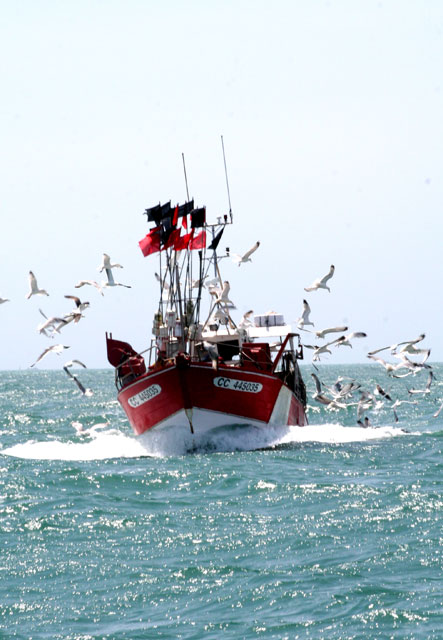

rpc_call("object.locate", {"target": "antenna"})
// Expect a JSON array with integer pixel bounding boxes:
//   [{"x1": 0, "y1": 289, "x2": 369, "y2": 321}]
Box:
[
  {"x1": 182, "y1": 153, "x2": 190, "y2": 202},
  {"x1": 221, "y1": 135, "x2": 233, "y2": 222}
]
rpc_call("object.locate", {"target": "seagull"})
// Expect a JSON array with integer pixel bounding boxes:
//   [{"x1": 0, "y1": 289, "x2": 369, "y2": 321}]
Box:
[
  {"x1": 329, "y1": 380, "x2": 361, "y2": 401},
  {"x1": 37, "y1": 310, "x2": 68, "y2": 336},
  {"x1": 304, "y1": 338, "x2": 340, "y2": 361},
  {"x1": 30, "y1": 344, "x2": 70, "y2": 367},
  {"x1": 102, "y1": 268, "x2": 131, "y2": 289},
  {"x1": 304, "y1": 265, "x2": 335, "y2": 293},
  {"x1": 215, "y1": 281, "x2": 235, "y2": 307},
  {"x1": 297, "y1": 299, "x2": 314, "y2": 330},
  {"x1": 433, "y1": 400, "x2": 443, "y2": 419},
  {"x1": 311, "y1": 373, "x2": 347, "y2": 409},
  {"x1": 335, "y1": 332, "x2": 367, "y2": 348},
  {"x1": 202, "y1": 341, "x2": 219, "y2": 370},
  {"x1": 64, "y1": 359, "x2": 87, "y2": 369},
  {"x1": 357, "y1": 391, "x2": 374, "y2": 419},
  {"x1": 367, "y1": 354, "x2": 406, "y2": 374},
  {"x1": 63, "y1": 361, "x2": 93, "y2": 396},
  {"x1": 392, "y1": 398, "x2": 418, "y2": 409},
  {"x1": 98, "y1": 253, "x2": 123, "y2": 272},
  {"x1": 368, "y1": 334, "x2": 426, "y2": 356},
  {"x1": 374, "y1": 383, "x2": 392, "y2": 401},
  {"x1": 315, "y1": 325, "x2": 348, "y2": 339},
  {"x1": 191, "y1": 276, "x2": 207, "y2": 289},
  {"x1": 64, "y1": 295, "x2": 90, "y2": 312},
  {"x1": 231, "y1": 241, "x2": 260, "y2": 266},
  {"x1": 71, "y1": 420, "x2": 109, "y2": 436},
  {"x1": 75, "y1": 280, "x2": 104, "y2": 296},
  {"x1": 211, "y1": 307, "x2": 230, "y2": 325},
  {"x1": 397, "y1": 344, "x2": 431, "y2": 362},
  {"x1": 26, "y1": 271, "x2": 49, "y2": 299},
  {"x1": 238, "y1": 309, "x2": 254, "y2": 329},
  {"x1": 408, "y1": 371, "x2": 434, "y2": 395},
  {"x1": 62, "y1": 310, "x2": 84, "y2": 325},
  {"x1": 0, "y1": 297, "x2": 9, "y2": 304},
  {"x1": 155, "y1": 272, "x2": 170, "y2": 289},
  {"x1": 393, "y1": 353, "x2": 432, "y2": 374}
]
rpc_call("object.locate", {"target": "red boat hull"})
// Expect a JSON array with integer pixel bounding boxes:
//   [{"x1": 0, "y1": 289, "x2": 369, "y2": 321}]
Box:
[{"x1": 117, "y1": 361, "x2": 307, "y2": 435}]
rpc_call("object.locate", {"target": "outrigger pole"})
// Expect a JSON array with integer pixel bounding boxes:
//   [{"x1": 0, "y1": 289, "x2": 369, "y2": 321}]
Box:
[
  {"x1": 221, "y1": 135, "x2": 233, "y2": 223},
  {"x1": 182, "y1": 153, "x2": 190, "y2": 202}
]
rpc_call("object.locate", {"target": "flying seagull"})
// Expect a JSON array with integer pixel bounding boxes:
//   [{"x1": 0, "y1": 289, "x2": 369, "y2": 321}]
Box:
[
  {"x1": 215, "y1": 281, "x2": 235, "y2": 307},
  {"x1": 433, "y1": 400, "x2": 443, "y2": 419},
  {"x1": 37, "y1": 309, "x2": 68, "y2": 336},
  {"x1": 304, "y1": 265, "x2": 335, "y2": 292},
  {"x1": 367, "y1": 354, "x2": 406, "y2": 374},
  {"x1": 75, "y1": 280, "x2": 104, "y2": 296},
  {"x1": 102, "y1": 268, "x2": 131, "y2": 289},
  {"x1": 304, "y1": 338, "x2": 340, "y2": 361},
  {"x1": 335, "y1": 332, "x2": 367, "y2": 348},
  {"x1": 232, "y1": 241, "x2": 260, "y2": 266},
  {"x1": 63, "y1": 360, "x2": 93, "y2": 396},
  {"x1": 98, "y1": 253, "x2": 123, "y2": 272},
  {"x1": 202, "y1": 341, "x2": 220, "y2": 370},
  {"x1": 26, "y1": 271, "x2": 49, "y2": 299},
  {"x1": 155, "y1": 272, "x2": 170, "y2": 289},
  {"x1": 64, "y1": 295, "x2": 90, "y2": 312},
  {"x1": 30, "y1": 344, "x2": 70, "y2": 367},
  {"x1": 314, "y1": 325, "x2": 348, "y2": 339},
  {"x1": 374, "y1": 383, "x2": 392, "y2": 402},
  {"x1": 408, "y1": 371, "x2": 434, "y2": 396},
  {"x1": 368, "y1": 333, "x2": 426, "y2": 356},
  {"x1": 238, "y1": 309, "x2": 254, "y2": 329},
  {"x1": 310, "y1": 373, "x2": 347, "y2": 409},
  {"x1": 297, "y1": 299, "x2": 314, "y2": 330},
  {"x1": 0, "y1": 297, "x2": 9, "y2": 304}
]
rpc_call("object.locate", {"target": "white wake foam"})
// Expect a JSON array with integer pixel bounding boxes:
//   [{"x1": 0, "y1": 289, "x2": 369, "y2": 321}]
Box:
[{"x1": 1, "y1": 421, "x2": 411, "y2": 461}]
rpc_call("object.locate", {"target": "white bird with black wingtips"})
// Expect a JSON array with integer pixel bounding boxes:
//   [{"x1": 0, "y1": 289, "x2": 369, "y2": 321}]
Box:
[
  {"x1": 26, "y1": 271, "x2": 49, "y2": 299},
  {"x1": 314, "y1": 325, "x2": 348, "y2": 339},
  {"x1": 335, "y1": 332, "x2": 367, "y2": 348},
  {"x1": 98, "y1": 253, "x2": 123, "y2": 272},
  {"x1": 297, "y1": 299, "x2": 314, "y2": 330},
  {"x1": 64, "y1": 295, "x2": 90, "y2": 312},
  {"x1": 102, "y1": 268, "x2": 131, "y2": 289},
  {"x1": 231, "y1": 241, "x2": 260, "y2": 266},
  {"x1": 63, "y1": 360, "x2": 93, "y2": 396},
  {"x1": 304, "y1": 265, "x2": 335, "y2": 292},
  {"x1": 30, "y1": 344, "x2": 70, "y2": 367},
  {"x1": 74, "y1": 280, "x2": 104, "y2": 296}
]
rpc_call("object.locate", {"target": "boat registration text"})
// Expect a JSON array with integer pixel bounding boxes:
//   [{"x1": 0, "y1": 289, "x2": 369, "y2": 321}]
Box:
[
  {"x1": 213, "y1": 377, "x2": 263, "y2": 393},
  {"x1": 128, "y1": 384, "x2": 161, "y2": 408}
]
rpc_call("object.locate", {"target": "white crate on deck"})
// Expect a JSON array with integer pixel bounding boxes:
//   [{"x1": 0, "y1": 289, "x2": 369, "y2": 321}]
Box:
[{"x1": 254, "y1": 312, "x2": 285, "y2": 328}]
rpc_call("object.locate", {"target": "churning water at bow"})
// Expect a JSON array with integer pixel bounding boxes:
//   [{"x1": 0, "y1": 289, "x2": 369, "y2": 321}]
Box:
[{"x1": 1, "y1": 365, "x2": 442, "y2": 638}]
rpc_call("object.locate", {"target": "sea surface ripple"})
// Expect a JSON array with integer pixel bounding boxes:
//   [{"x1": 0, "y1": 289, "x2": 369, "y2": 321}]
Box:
[{"x1": 0, "y1": 365, "x2": 442, "y2": 639}]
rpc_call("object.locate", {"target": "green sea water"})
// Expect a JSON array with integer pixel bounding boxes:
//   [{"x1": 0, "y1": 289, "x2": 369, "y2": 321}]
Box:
[{"x1": 1, "y1": 365, "x2": 442, "y2": 639}]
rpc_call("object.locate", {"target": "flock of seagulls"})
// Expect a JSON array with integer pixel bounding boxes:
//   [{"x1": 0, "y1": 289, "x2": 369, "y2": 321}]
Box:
[
  {"x1": 2, "y1": 239, "x2": 441, "y2": 427},
  {"x1": 2, "y1": 254, "x2": 131, "y2": 396},
  {"x1": 297, "y1": 264, "x2": 440, "y2": 425}
]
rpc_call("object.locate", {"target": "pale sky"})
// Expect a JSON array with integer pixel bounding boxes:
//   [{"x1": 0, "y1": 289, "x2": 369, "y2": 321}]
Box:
[{"x1": 1, "y1": 0, "x2": 442, "y2": 370}]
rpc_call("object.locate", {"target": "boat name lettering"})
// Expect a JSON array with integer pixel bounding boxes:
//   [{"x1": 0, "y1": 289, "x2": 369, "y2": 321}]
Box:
[
  {"x1": 214, "y1": 377, "x2": 263, "y2": 393},
  {"x1": 128, "y1": 384, "x2": 161, "y2": 408}
]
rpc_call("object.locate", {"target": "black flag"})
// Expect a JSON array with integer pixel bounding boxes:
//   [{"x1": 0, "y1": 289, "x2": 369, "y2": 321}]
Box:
[{"x1": 208, "y1": 227, "x2": 224, "y2": 251}]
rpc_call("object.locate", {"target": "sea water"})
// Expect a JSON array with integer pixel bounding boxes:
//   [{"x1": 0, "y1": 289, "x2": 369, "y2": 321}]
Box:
[{"x1": 0, "y1": 365, "x2": 442, "y2": 639}]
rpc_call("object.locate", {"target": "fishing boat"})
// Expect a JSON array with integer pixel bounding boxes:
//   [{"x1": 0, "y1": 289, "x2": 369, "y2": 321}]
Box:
[{"x1": 106, "y1": 195, "x2": 308, "y2": 436}]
